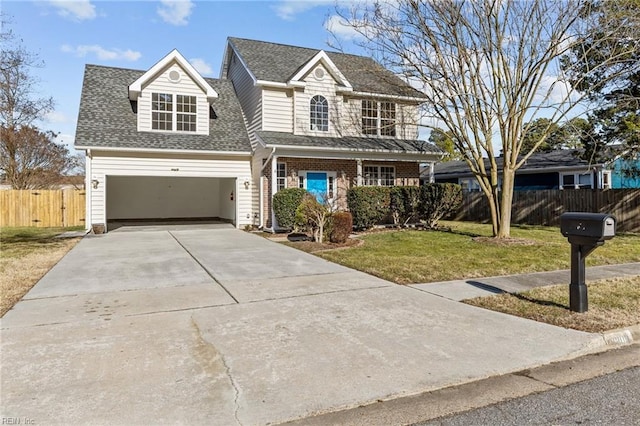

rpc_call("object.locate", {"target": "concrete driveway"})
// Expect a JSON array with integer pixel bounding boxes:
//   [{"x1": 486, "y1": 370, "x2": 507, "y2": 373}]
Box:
[{"x1": 1, "y1": 227, "x2": 603, "y2": 425}]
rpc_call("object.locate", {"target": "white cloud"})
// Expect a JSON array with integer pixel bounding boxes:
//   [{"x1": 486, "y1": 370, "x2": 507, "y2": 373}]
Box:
[
  {"x1": 48, "y1": 0, "x2": 96, "y2": 21},
  {"x1": 324, "y1": 15, "x2": 363, "y2": 40},
  {"x1": 190, "y1": 58, "x2": 213, "y2": 76},
  {"x1": 61, "y1": 44, "x2": 141, "y2": 62},
  {"x1": 45, "y1": 111, "x2": 68, "y2": 124},
  {"x1": 157, "y1": 0, "x2": 194, "y2": 26},
  {"x1": 273, "y1": 0, "x2": 334, "y2": 21}
]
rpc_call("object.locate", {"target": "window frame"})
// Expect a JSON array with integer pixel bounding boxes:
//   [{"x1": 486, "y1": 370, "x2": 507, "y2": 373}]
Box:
[
  {"x1": 151, "y1": 92, "x2": 197, "y2": 133},
  {"x1": 310, "y1": 95, "x2": 329, "y2": 132},
  {"x1": 560, "y1": 172, "x2": 593, "y2": 190},
  {"x1": 363, "y1": 165, "x2": 396, "y2": 187},
  {"x1": 361, "y1": 100, "x2": 396, "y2": 137},
  {"x1": 276, "y1": 162, "x2": 287, "y2": 191}
]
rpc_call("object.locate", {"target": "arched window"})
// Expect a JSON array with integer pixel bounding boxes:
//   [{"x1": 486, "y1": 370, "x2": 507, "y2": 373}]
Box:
[{"x1": 310, "y1": 95, "x2": 328, "y2": 132}]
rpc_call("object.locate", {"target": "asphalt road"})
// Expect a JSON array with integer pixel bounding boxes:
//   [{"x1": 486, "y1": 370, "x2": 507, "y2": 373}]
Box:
[{"x1": 418, "y1": 366, "x2": 640, "y2": 426}]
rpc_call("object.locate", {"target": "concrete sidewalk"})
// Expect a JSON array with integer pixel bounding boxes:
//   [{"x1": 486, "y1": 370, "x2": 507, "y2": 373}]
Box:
[
  {"x1": 411, "y1": 263, "x2": 640, "y2": 301},
  {"x1": 1, "y1": 228, "x2": 636, "y2": 425}
]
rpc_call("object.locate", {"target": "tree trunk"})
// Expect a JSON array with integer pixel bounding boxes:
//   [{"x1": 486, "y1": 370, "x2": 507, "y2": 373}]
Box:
[{"x1": 497, "y1": 169, "x2": 516, "y2": 238}]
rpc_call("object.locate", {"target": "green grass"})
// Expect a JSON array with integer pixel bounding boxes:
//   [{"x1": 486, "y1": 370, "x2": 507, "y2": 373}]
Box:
[
  {"x1": 464, "y1": 276, "x2": 640, "y2": 333},
  {"x1": 315, "y1": 221, "x2": 640, "y2": 284},
  {"x1": 0, "y1": 226, "x2": 84, "y2": 259}
]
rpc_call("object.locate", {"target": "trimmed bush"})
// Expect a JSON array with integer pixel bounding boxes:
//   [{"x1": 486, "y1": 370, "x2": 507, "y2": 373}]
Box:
[
  {"x1": 420, "y1": 183, "x2": 463, "y2": 228},
  {"x1": 347, "y1": 186, "x2": 390, "y2": 229},
  {"x1": 330, "y1": 211, "x2": 353, "y2": 243},
  {"x1": 389, "y1": 186, "x2": 422, "y2": 225},
  {"x1": 273, "y1": 188, "x2": 307, "y2": 230}
]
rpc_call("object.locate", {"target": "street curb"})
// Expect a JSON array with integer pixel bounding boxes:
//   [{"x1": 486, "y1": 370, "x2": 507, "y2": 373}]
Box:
[{"x1": 600, "y1": 323, "x2": 640, "y2": 346}]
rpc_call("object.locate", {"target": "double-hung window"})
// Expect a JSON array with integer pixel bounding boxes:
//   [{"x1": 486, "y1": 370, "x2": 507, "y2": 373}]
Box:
[
  {"x1": 310, "y1": 95, "x2": 328, "y2": 131},
  {"x1": 152, "y1": 92, "x2": 197, "y2": 132},
  {"x1": 364, "y1": 165, "x2": 395, "y2": 187},
  {"x1": 362, "y1": 100, "x2": 396, "y2": 137},
  {"x1": 276, "y1": 162, "x2": 287, "y2": 191}
]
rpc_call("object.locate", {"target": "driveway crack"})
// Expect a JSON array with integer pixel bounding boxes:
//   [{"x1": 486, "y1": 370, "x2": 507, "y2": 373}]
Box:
[
  {"x1": 191, "y1": 317, "x2": 242, "y2": 425},
  {"x1": 169, "y1": 231, "x2": 239, "y2": 304}
]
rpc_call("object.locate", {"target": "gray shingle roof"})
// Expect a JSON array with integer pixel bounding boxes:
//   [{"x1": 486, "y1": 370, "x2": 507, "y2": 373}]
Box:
[
  {"x1": 227, "y1": 37, "x2": 426, "y2": 99},
  {"x1": 257, "y1": 131, "x2": 441, "y2": 155},
  {"x1": 433, "y1": 150, "x2": 600, "y2": 178},
  {"x1": 75, "y1": 65, "x2": 251, "y2": 152}
]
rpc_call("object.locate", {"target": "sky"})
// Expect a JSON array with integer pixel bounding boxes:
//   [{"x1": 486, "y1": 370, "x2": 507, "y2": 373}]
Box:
[{"x1": 3, "y1": 0, "x2": 362, "y2": 154}]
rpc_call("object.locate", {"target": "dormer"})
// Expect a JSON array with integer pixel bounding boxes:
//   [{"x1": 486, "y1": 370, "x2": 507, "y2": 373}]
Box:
[{"x1": 129, "y1": 49, "x2": 218, "y2": 136}]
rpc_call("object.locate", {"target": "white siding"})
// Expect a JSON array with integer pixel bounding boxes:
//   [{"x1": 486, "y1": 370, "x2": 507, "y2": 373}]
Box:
[
  {"x1": 227, "y1": 52, "x2": 262, "y2": 149},
  {"x1": 293, "y1": 64, "x2": 344, "y2": 137},
  {"x1": 88, "y1": 152, "x2": 252, "y2": 228},
  {"x1": 137, "y1": 63, "x2": 209, "y2": 135},
  {"x1": 262, "y1": 89, "x2": 293, "y2": 132}
]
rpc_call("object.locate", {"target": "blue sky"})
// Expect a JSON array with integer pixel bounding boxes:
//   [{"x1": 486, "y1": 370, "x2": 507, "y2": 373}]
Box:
[{"x1": 4, "y1": 0, "x2": 361, "y2": 153}]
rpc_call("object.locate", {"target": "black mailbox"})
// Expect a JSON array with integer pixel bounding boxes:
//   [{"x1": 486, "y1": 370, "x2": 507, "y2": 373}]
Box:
[
  {"x1": 560, "y1": 212, "x2": 615, "y2": 244},
  {"x1": 559, "y1": 212, "x2": 616, "y2": 313}
]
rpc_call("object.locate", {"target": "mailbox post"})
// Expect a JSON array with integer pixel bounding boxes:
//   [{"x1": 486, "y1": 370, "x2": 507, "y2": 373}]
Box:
[{"x1": 560, "y1": 212, "x2": 616, "y2": 313}]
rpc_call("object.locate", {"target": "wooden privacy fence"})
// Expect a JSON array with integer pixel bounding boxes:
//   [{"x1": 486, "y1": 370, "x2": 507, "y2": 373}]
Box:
[
  {"x1": 0, "y1": 189, "x2": 86, "y2": 228},
  {"x1": 453, "y1": 189, "x2": 640, "y2": 233}
]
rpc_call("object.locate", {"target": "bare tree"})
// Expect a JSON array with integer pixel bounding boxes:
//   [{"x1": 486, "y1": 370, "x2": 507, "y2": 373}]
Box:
[
  {"x1": 0, "y1": 125, "x2": 78, "y2": 189},
  {"x1": 335, "y1": 0, "x2": 636, "y2": 237},
  {"x1": 1, "y1": 17, "x2": 54, "y2": 129}
]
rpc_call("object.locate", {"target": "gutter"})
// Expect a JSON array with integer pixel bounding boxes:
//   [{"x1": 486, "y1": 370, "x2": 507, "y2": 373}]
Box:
[{"x1": 74, "y1": 145, "x2": 252, "y2": 156}]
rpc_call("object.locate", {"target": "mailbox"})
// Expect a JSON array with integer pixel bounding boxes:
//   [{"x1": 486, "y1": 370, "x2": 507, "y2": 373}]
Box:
[
  {"x1": 560, "y1": 212, "x2": 615, "y2": 243},
  {"x1": 559, "y1": 212, "x2": 616, "y2": 313}
]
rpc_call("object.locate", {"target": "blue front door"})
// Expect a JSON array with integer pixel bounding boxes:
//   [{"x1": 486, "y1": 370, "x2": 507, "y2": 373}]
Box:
[{"x1": 306, "y1": 172, "x2": 327, "y2": 202}]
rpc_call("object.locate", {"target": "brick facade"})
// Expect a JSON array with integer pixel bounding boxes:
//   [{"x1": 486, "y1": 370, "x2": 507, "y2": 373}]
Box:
[{"x1": 262, "y1": 157, "x2": 420, "y2": 229}]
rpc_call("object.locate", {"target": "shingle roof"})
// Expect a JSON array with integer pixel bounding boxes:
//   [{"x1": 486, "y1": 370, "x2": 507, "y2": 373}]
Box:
[
  {"x1": 433, "y1": 150, "x2": 601, "y2": 178},
  {"x1": 227, "y1": 37, "x2": 426, "y2": 99},
  {"x1": 75, "y1": 65, "x2": 251, "y2": 152},
  {"x1": 257, "y1": 131, "x2": 441, "y2": 155}
]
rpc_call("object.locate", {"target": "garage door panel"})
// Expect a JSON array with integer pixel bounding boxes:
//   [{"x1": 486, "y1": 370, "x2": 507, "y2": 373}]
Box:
[{"x1": 107, "y1": 176, "x2": 232, "y2": 220}]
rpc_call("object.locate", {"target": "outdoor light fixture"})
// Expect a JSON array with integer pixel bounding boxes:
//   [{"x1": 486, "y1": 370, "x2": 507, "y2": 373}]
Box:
[
  {"x1": 243, "y1": 179, "x2": 250, "y2": 189},
  {"x1": 91, "y1": 179, "x2": 99, "y2": 189}
]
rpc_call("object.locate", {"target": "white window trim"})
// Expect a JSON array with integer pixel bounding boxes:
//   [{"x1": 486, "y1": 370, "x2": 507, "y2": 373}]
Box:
[
  {"x1": 298, "y1": 170, "x2": 337, "y2": 203},
  {"x1": 150, "y1": 92, "x2": 199, "y2": 134},
  {"x1": 560, "y1": 171, "x2": 594, "y2": 190},
  {"x1": 601, "y1": 170, "x2": 612, "y2": 189},
  {"x1": 362, "y1": 100, "x2": 396, "y2": 137},
  {"x1": 276, "y1": 162, "x2": 287, "y2": 191},
  {"x1": 363, "y1": 165, "x2": 396, "y2": 187},
  {"x1": 310, "y1": 95, "x2": 329, "y2": 132}
]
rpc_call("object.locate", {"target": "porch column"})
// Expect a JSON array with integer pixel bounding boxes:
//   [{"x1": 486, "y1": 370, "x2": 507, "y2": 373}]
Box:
[
  {"x1": 356, "y1": 159, "x2": 363, "y2": 186},
  {"x1": 271, "y1": 155, "x2": 278, "y2": 229},
  {"x1": 429, "y1": 161, "x2": 435, "y2": 183}
]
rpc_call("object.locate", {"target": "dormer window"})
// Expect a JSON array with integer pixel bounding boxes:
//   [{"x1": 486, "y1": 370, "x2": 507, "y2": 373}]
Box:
[
  {"x1": 310, "y1": 95, "x2": 328, "y2": 132},
  {"x1": 362, "y1": 100, "x2": 396, "y2": 137},
  {"x1": 151, "y1": 92, "x2": 197, "y2": 132}
]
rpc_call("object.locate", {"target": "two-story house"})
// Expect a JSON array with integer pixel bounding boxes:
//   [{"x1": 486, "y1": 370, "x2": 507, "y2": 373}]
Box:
[
  {"x1": 221, "y1": 38, "x2": 442, "y2": 229},
  {"x1": 75, "y1": 39, "x2": 441, "y2": 232}
]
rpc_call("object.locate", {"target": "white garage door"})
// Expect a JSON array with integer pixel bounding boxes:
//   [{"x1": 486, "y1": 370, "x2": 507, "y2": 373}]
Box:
[{"x1": 106, "y1": 176, "x2": 236, "y2": 223}]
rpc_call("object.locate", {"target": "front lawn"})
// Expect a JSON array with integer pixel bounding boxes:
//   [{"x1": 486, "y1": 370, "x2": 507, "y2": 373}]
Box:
[
  {"x1": 314, "y1": 221, "x2": 640, "y2": 284},
  {"x1": 464, "y1": 275, "x2": 640, "y2": 333},
  {"x1": 0, "y1": 226, "x2": 83, "y2": 316}
]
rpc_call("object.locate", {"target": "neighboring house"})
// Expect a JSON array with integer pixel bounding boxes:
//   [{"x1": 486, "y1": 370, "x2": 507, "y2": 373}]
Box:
[
  {"x1": 431, "y1": 149, "x2": 640, "y2": 191},
  {"x1": 221, "y1": 38, "x2": 441, "y2": 229},
  {"x1": 76, "y1": 39, "x2": 441, "y2": 232}
]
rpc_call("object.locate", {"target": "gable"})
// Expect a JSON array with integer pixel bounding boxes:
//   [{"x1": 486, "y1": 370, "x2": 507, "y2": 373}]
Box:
[{"x1": 129, "y1": 49, "x2": 218, "y2": 102}]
